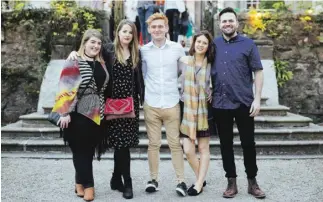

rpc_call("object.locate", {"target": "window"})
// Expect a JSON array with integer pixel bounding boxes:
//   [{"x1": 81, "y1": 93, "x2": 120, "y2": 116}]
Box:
[{"x1": 247, "y1": 0, "x2": 260, "y2": 9}]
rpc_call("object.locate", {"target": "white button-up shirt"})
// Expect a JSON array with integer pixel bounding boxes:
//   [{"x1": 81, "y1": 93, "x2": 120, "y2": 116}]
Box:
[{"x1": 141, "y1": 40, "x2": 185, "y2": 108}]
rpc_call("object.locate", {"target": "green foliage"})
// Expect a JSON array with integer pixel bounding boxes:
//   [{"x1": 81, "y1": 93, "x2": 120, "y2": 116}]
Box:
[
  {"x1": 243, "y1": 8, "x2": 266, "y2": 36},
  {"x1": 259, "y1": 1, "x2": 284, "y2": 9},
  {"x1": 49, "y1": 0, "x2": 104, "y2": 46},
  {"x1": 2, "y1": 8, "x2": 52, "y2": 63},
  {"x1": 272, "y1": 1, "x2": 290, "y2": 12},
  {"x1": 243, "y1": 2, "x2": 321, "y2": 47},
  {"x1": 1, "y1": 0, "x2": 106, "y2": 100},
  {"x1": 274, "y1": 60, "x2": 293, "y2": 87}
]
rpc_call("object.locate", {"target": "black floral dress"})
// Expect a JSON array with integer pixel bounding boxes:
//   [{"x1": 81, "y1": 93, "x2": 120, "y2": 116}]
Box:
[{"x1": 107, "y1": 57, "x2": 140, "y2": 149}]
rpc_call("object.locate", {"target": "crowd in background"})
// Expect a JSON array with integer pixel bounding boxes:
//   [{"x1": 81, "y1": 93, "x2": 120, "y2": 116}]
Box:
[{"x1": 108, "y1": 0, "x2": 193, "y2": 47}]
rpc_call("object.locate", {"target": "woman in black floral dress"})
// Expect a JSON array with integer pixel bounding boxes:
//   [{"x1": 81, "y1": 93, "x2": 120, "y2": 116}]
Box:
[
  {"x1": 107, "y1": 57, "x2": 140, "y2": 149},
  {"x1": 103, "y1": 19, "x2": 144, "y2": 200}
]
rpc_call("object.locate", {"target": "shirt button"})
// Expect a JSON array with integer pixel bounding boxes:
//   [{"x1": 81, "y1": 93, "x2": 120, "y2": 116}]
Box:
[
  {"x1": 224, "y1": 62, "x2": 226, "y2": 64},
  {"x1": 223, "y1": 72, "x2": 226, "y2": 75},
  {"x1": 225, "y1": 51, "x2": 227, "y2": 53},
  {"x1": 223, "y1": 94, "x2": 226, "y2": 96},
  {"x1": 223, "y1": 83, "x2": 225, "y2": 86}
]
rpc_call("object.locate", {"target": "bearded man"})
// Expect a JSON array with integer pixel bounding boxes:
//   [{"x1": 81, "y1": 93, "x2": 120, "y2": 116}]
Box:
[{"x1": 210, "y1": 7, "x2": 266, "y2": 199}]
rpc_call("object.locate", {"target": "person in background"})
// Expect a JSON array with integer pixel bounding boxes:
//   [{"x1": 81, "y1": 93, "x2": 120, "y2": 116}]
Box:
[
  {"x1": 124, "y1": 0, "x2": 140, "y2": 40},
  {"x1": 53, "y1": 29, "x2": 109, "y2": 201},
  {"x1": 164, "y1": 0, "x2": 185, "y2": 42},
  {"x1": 179, "y1": 30, "x2": 215, "y2": 196},
  {"x1": 211, "y1": 7, "x2": 266, "y2": 199},
  {"x1": 125, "y1": 0, "x2": 138, "y2": 23},
  {"x1": 178, "y1": 7, "x2": 189, "y2": 47},
  {"x1": 137, "y1": 1, "x2": 155, "y2": 44},
  {"x1": 155, "y1": 0, "x2": 165, "y2": 12}
]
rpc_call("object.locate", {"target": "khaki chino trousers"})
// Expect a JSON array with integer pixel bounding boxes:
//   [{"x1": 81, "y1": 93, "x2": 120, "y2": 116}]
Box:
[{"x1": 143, "y1": 102, "x2": 185, "y2": 183}]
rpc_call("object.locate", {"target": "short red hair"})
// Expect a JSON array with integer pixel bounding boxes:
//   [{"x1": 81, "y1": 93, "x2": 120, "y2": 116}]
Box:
[{"x1": 146, "y1": 13, "x2": 169, "y2": 26}]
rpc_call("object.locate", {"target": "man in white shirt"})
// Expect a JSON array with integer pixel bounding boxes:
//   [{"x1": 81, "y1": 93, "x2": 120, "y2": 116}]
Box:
[{"x1": 140, "y1": 13, "x2": 187, "y2": 197}]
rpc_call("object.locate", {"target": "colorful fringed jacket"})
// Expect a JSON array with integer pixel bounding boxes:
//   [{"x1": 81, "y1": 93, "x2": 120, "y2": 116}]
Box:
[{"x1": 52, "y1": 58, "x2": 109, "y2": 125}]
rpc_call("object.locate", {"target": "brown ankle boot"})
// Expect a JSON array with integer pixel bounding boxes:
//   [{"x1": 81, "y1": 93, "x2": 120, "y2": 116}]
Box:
[
  {"x1": 223, "y1": 178, "x2": 238, "y2": 198},
  {"x1": 83, "y1": 187, "x2": 95, "y2": 201},
  {"x1": 248, "y1": 178, "x2": 266, "y2": 199},
  {"x1": 75, "y1": 184, "x2": 84, "y2": 197}
]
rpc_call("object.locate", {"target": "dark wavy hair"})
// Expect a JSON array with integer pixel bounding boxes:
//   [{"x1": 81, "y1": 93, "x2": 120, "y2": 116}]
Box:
[{"x1": 188, "y1": 30, "x2": 215, "y2": 64}]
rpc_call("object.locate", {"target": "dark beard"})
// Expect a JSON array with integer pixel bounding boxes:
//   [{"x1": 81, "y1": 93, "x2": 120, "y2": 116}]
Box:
[{"x1": 222, "y1": 31, "x2": 236, "y2": 38}]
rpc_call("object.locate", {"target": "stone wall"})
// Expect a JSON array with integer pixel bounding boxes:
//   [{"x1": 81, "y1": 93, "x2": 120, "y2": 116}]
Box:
[
  {"x1": 270, "y1": 15, "x2": 323, "y2": 124},
  {"x1": 276, "y1": 43, "x2": 323, "y2": 123},
  {"x1": 1, "y1": 22, "x2": 49, "y2": 125}
]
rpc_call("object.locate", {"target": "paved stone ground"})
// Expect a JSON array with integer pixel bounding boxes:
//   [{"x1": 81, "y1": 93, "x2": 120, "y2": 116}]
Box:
[{"x1": 1, "y1": 155, "x2": 323, "y2": 202}]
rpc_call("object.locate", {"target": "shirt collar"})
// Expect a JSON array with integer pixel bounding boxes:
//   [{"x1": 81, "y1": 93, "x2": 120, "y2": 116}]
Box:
[
  {"x1": 222, "y1": 33, "x2": 241, "y2": 43},
  {"x1": 147, "y1": 39, "x2": 171, "y2": 49}
]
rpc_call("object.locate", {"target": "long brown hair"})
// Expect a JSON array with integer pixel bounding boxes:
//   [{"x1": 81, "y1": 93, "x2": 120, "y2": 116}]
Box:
[
  {"x1": 114, "y1": 19, "x2": 139, "y2": 68},
  {"x1": 188, "y1": 30, "x2": 215, "y2": 64},
  {"x1": 77, "y1": 29, "x2": 104, "y2": 63}
]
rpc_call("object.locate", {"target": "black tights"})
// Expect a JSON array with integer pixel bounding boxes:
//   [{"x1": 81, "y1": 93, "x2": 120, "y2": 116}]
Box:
[
  {"x1": 71, "y1": 146, "x2": 95, "y2": 188},
  {"x1": 114, "y1": 147, "x2": 131, "y2": 181}
]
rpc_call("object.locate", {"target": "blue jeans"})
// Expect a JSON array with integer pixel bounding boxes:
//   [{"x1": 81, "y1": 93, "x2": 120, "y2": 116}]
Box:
[{"x1": 137, "y1": 6, "x2": 155, "y2": 44}]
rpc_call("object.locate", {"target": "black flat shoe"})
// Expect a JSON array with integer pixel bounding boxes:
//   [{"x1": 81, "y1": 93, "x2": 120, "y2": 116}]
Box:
[
  {"x1": 190, "y1": 181, "x2": 207, "y2": 188},
  {"x1": 110, "y1": 173, "x2": 125, "y2": 192},
  {"x1": 123, "y1": 178, "x2": 133, "y2": 199},
  {"x1": 187, "y1": 184, "x2": 195, "y2": 195},
  {"x1": 188, "y1": 187, "x2": 203, "y2": 196}
]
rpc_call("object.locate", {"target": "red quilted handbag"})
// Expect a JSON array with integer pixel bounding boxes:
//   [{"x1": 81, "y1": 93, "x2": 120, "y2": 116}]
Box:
[
  {"x1": 105, "y1": 67, "x2": 136, "y2": 120},
  {"x1": 104, "y1": 97, "x2": 135, "y2": 120}
]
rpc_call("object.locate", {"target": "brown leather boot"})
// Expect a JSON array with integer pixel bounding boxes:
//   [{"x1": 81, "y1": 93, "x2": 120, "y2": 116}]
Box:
[
  {"x1": 83, "y1": 187, "x2": 95, "y2": 201},
  {"x1": 248, "y1": 178, "x2": 266, "y2": 199},
  {"x1": 75, "y1": 184, "x2": 84, "y2": 197},
  {"x1": 223, "y1": 178, "x2": 238, "y2": 198}
]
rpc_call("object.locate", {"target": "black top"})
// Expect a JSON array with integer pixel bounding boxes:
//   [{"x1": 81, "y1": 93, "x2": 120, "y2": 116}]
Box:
[{"x1": 86, "y1": 60, "x2": 106, "y2": 91}]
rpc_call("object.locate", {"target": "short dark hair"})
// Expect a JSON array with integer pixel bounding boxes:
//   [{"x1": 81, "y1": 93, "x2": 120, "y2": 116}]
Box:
[
  {"x1": 219, "y1": 7, "x2": 237, "y2": 19},
  {"x1": 188, "y1": 30, "x2": 215, "y2": 64}
]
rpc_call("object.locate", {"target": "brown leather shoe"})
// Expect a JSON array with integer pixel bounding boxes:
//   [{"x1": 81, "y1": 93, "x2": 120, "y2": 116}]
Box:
[
  {"x1": 75, "y1": 184, "x2": 84, "y2": 197},
  {"x1": 83, "y1": 187, "x2": 95, "y2": 201},
  {"x1": 223, "y1": 178, "x2": 238, "y2": 198},
  {"x1": 248, "y1": 178, "x2": 266, "y2": 199}
]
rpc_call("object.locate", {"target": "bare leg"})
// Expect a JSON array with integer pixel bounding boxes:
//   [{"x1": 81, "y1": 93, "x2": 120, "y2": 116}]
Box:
[
  {"x1": 194, "y1": 137, "x2": 210, "y2": 192},
  {"x1": 182, "y1": 138, "x2": 199, "y2": 178}
]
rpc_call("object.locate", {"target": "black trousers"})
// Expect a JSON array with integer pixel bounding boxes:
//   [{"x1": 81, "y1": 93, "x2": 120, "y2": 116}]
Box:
[
  {"x1": 212, "y1": 105, "x2": 258, "y2": 179},
  {"x1": 165, "y1": 9, "x2": 180, "y2": 42},
  {"x1": 65, "y1": 113, "x2": 102, "y2": 188},
  {"x1": 114, "y1": 147, "x2": 131, "y2": 181},
  {"x1": 71, "y1": 146, "x2": 95, "y2": 188}
]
